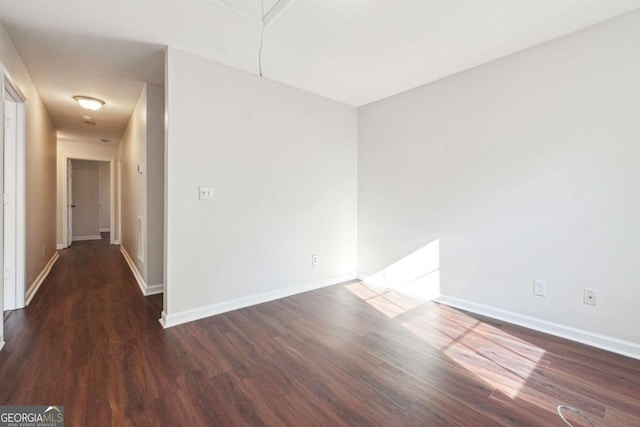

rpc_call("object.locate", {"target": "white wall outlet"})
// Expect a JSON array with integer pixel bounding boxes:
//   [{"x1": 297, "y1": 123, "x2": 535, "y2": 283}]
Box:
[
  {"x1": 533, "y1": 279, "x2": 547, "y2": 297},
  {"x1": 584, "y1": 288, "x2": 598, "y2": 306},
  {"x1": 137, "y1": 164, "x2": 144, "y2": 174},
  {"x1": 199, "y1": 187, "x2": 215, "y2": 200},
  {"x1": 311, "y1": 254, "x2": 318, "y2": 266}
]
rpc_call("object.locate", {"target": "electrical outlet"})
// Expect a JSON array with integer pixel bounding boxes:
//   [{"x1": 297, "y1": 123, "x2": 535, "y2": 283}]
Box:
[
  {"x1": 311, "y1": 254, "x2": 318, "y2": 266},
  {"x1": 533, "y1": 280, "x2": 547, "y2": 297},
  {"x1": 584, "y1": 288, "x2": 598, "y2": 306},
  {"x1": 199, "y1": 187, "x2": 214, "y2": 200}
]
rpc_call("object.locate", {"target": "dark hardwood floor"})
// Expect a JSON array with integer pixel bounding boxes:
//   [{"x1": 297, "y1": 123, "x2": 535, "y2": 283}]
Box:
[{"x1": 1, "y1": 237, "x2": 639, "y2": 426}]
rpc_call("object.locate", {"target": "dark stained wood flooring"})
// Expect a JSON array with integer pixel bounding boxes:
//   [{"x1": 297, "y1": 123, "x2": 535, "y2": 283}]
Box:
[{"x1": 1, "y1": 236, "x2": 640, "y2": 426}]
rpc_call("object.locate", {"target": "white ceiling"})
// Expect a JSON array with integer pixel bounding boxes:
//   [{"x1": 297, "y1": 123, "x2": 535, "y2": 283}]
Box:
[{"x1": 1, "y1": 0, "x2": 639, "y2": 143}]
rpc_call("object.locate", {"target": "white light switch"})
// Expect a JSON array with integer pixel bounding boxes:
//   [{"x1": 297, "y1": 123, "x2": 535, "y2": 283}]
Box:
[{"x1": 199, "y1": 187, "x2": 214, "y2": 200}]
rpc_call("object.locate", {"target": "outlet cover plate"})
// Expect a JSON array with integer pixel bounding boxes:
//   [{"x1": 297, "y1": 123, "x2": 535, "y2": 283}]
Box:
[{"x1": 533, "y1": 280, "x2": 547, "y2": 297}]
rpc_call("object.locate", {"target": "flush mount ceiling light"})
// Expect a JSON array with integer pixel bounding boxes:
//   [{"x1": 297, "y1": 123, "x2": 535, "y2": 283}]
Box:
[{"x1": 73, "y1": 95, "x2": 105, "y2": 111}]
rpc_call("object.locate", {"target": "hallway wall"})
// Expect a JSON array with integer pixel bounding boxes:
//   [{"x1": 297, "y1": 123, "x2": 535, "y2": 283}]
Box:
[
  {"x1": 119, "y1": 83, "x2": 164, "y2": 292},
  {"x1": 0, "y1": 23, "x2": 56, "y2": 311}
]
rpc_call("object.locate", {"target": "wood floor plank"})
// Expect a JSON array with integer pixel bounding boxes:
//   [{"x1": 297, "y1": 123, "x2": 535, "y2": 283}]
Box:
[{"x1": 1, "y1": 235, "x2": 639, "y2": 425}]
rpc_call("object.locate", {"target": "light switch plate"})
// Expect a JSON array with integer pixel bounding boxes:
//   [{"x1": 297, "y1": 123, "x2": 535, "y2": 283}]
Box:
[
  {"x1": 199, "y1": 187, "x2": 214, "y2": 200},
  {"x1": 584, "y1": 288, "x2": 597, "y2": 306}
]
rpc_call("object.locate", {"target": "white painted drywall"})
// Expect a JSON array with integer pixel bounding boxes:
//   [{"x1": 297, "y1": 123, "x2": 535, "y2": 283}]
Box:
[
  {"x1": 358, "y1": 10, "x2": 640, "y2": 344},
  {"x1": 56, "y1": 139, "x2": 119, "y2": 247},
  {"x1": 164, "y1": 48, "x2": 357, "y2": 318},
  {"x1": 99, "y1": 162, "x2": 110, "y2": 231},
  {"x1": 0, "y1": 22, "x2": 56, "y2": 313},
  {"x1": 71, "y1": 160, "x2": 100, "y2": 239},
  {"x1": 120, "y1": 85, "x2": 148, "y2": 281},
  {"x1": 145, "y1": 84, "x2": 164, "y2": 288},
  {"x1": 118, "y1": 82, "x2": 164, "y2": 288}
]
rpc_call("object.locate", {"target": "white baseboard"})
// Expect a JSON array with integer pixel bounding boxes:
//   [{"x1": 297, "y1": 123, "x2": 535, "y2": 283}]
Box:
[
  {"x1": 120, "y1": 246, "x2": 163, "y2": 296},
  {"x1": 435, "y1": 295, "x2": 640, "y2": 361},
  {"x1": 159, "y1": 272, "x2": 358, "y2": 328},
  {"x1": 100, "y1": 228, "x2": 111, "y2": 232},
  {"x1": 0, "y1": 340, "x2": 4, "y2": 352},
  {"x1": 56, "y1": 243, "x2": 64, "y2": 250},
  {"x1": 25, "y1": 252, "x2": 60, "y2": 305},
  {"x1": 72, "y1": 235, "x2": 102, "y2": 241}
]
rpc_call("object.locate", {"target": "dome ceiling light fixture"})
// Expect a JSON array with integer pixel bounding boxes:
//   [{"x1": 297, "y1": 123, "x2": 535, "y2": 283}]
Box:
[{"x1": 73, "y1": 95, "x2": 105, "y2": 111}]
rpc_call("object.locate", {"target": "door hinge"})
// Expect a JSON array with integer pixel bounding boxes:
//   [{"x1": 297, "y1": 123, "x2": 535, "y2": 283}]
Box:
[
  {"x1": 4, "y1": 269, "x2": 10, "y2": 281},
  {"x1": 4, "y1": 118, "x2": 10, "y2": 129},
  {"x1": 2, "y1": 193, "x2": 9, "y2": 205}
]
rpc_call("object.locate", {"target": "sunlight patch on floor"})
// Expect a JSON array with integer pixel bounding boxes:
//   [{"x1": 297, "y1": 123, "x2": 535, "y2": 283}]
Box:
[
  {"x1": 345, "y1": 282, "x2": 422, "y2": 318},
  {"x1": 348, "y1": 275, "x2": 546, "y2": 399}
]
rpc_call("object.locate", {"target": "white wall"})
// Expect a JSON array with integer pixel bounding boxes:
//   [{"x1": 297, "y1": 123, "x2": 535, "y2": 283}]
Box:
[
  {"x1": 0, "y1": 22, "x2": 56, "y2": 319},
  {"x1": 146, "y1": 84, "x2": 164, "y2": 288},
  {"x1": 120, "y1": 86, "x2": 147, "y2": 280},
  {"x1": 71, "y1": 160, "x2": 100, "y2": 239},
  {"x1": 56, "y1": 139, "x2": 119, "y2": 248},
  {"x1": 119, "y1": 83, "x2": 164, "y2": 289},
  {"x1": 358, "y1": 10, "x2": 640, "y2": 347},
  {"x1": 163, "y1": 48, "x2": 357, "y2": 324},
  {"x1": 99, "y1": 162, "x2": 110, "y2": 231}
]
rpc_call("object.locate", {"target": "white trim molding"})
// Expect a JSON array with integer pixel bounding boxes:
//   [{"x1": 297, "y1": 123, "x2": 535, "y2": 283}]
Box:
[
  {"x1": 120, "y1": 246, "x2": 163, "y2": 296},
  {"x1": 72, "y1": 235, "x2": 102, "y2": 241},
  {"x1": 56, "y1": 244, "x2": 64, "y2": 250},
  {"x1": 0, "y1": 341, "x2": 5, "y2": 352},
  {"x1": 25, "y1": 252, "x2": 60, "y2": 305},
  {"x1": 160, "y1": 272, "x2": 358, "y2": 328},
  {"x1": 100, "y1": 228, "x2": 111, "y2": 233},
  {"x1": 436, "y1": 295, "x2": 640, "y2": 361}
]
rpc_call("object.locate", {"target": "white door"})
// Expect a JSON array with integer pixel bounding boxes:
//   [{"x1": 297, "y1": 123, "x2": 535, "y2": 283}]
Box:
[
  {"x1": 3, "y1": 97, "x2": 16, "y2": 310},
  {"x1": 67, "y1": 159, "x2": 73, "y2": 247}
]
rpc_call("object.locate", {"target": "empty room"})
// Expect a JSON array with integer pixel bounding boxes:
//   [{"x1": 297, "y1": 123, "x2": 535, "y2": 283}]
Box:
[{"x1": 0, "y1": 0, "x2": 639, "y2": 425}]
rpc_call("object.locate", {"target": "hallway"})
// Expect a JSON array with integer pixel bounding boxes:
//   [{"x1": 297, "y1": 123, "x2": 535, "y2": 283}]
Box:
[
  {"x1": 0, "y1": 233, "x2": 163, "y2": 425},
  {"x1": 0, "y1": 235, "x2": 165, "y2": 424}
]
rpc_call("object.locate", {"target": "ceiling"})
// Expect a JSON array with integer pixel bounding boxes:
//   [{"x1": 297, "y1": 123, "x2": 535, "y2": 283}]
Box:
[{"x1": 1, "y1": 0, "x2": 639, "y2": 144}]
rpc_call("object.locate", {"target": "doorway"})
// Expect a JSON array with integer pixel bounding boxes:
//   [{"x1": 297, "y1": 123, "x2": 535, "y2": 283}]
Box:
[
  {"x1": 62, "y1": 157, "x2": 116, "y2": 248},
  {"x1": 67, "y1": 160, "x2": 111, "y2": 243},
  {"x1": 2, "y1": 70, "x2": 26, "y2": 312}
]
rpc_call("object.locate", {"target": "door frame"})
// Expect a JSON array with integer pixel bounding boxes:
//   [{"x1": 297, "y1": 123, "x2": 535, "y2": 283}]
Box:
[
  {"x1": 1, "y1": 66, "x2": 27, "y2": 315},
  {"x1": 62, "y1": 156, "x2": 116, "y2": 247}
]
